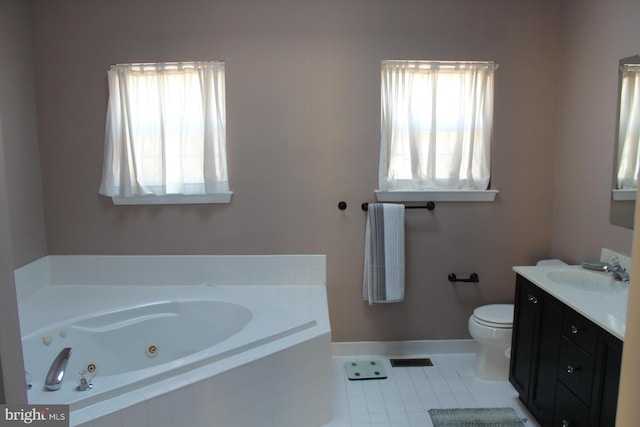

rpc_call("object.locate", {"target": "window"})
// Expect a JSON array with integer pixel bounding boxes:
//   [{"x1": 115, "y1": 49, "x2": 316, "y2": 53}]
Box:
[
  {"x1": 99, "y1": 61, "x2": 231, "y2": 204},
  {"x1": 379, "y1": 61, "x2": 496, "y2": 198},
  {"x1": 616, "y1": 62, "x2": 640, "y2": 191}
]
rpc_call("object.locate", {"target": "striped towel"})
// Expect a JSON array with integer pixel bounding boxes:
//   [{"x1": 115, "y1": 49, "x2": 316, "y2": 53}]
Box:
[{"x1": 363, "y1": 203, "x2": 405, "y2": 304}]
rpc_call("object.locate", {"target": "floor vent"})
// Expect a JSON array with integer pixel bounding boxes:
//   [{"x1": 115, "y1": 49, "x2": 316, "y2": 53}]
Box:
[{"x1": 390, "y1": 358, "x2": 433, "y2": 367}]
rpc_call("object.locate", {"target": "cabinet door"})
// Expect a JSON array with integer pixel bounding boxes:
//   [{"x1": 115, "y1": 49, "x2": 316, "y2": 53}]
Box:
[
  {"x1": 529, "y1": 291, "x2": 562, "y2": 426},
  {"x1": 510, "y1": 275, "x2": 540, "y2": 401},
  {"x1": 593, "y1": 332, "x2": 622, "y2": 427}
]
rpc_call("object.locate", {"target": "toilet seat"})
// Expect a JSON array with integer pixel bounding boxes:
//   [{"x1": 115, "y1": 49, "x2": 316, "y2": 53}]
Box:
[{"x1": 472, "y1": 304, "x2": 513, "y2": 329}]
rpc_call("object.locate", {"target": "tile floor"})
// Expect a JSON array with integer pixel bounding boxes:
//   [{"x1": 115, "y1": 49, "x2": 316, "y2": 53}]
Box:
[{"x1": 324, "y1": 353, "x2": 539, "y2": 427}]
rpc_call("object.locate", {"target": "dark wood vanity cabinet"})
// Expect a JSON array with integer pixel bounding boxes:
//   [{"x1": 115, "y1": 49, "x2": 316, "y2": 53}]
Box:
[{"x1": 509, "y1": 274, "x2": 623, "y2": 427}]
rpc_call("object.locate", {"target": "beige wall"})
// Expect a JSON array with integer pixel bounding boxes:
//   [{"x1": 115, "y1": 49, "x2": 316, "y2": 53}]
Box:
[
  {"x1": 0, "y1": 0, "x2": 36, "y2": 403},
  {"x1": 552, "y1": 3, "x2": 639, "y2": 423},
  {"x1": 0, "y1": 0, "x2": 47, "y2": 268},
  {"x1": 551, "y1": 0, "x2": 636, "y2": 261},
  {"x1": 0, "y1": 117, "x2": 27, "y2": 404},
  {"x1": 31, "y1": 0, "x2": 563, "y2": 341}
]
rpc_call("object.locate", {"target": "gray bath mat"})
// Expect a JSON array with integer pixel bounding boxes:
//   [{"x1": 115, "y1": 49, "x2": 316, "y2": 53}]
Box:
[
  {"x1": 428, "y1": 407, "x2": 526, "y2": 427},
  {"x1": 344, "y1": 360, "x2": 387, "y2": 380}
]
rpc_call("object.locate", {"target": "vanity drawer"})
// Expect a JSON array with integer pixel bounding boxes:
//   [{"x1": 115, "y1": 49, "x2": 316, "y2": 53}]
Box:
[
  {"x1": 558, "y1": 337, "x2": 594, "y2": 405},
  {"x1": 554, "y1": 382, "x2": 590, "y2": 427},
  {"x1": 562, "y1": 309, "x2": 597, "y2": 356}
]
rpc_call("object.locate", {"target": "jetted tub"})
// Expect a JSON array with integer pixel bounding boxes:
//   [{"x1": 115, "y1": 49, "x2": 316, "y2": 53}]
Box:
[{"x1": 20, "y1": 284, "x2": 319, "y2": 412}]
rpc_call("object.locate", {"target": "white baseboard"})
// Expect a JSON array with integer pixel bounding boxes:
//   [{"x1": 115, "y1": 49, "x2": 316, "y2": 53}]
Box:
[{"x1": 332, "y1": 339, "x2": 477, "y2": 357}]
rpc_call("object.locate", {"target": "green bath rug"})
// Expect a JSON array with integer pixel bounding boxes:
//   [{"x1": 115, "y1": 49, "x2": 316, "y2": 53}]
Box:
[
  {"x1": 428, "y1": 407, "x2": 526, "y2": 427},
  {"x1": 344, "y1": 360, "x2": 387, "y2": 380}
]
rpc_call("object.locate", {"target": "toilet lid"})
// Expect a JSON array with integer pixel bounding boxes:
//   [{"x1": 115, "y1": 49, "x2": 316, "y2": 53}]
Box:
[{"x1": 473, "y1": 304, "x2": 514, "y2": 327}]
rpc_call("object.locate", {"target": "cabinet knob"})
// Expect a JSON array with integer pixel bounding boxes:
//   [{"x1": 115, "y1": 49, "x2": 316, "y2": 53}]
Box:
[
  {"x1": 567, "y1": 365, "x2": 581, "y2": 374},
  {"x1": 527, "y1": 294, "x2": 539, "y2": 304},
  {"x1": 570, "y1": 325, "x2": 581, "y2": 334}
]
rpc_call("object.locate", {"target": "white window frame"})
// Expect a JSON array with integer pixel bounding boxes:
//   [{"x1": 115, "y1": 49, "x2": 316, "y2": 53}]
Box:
[
  {"x1": 99, "y1": 61, "x2": 232, "y2": 205},
  {"x1": 377, "y1": 60, "x2": 498, "y2": 202}
]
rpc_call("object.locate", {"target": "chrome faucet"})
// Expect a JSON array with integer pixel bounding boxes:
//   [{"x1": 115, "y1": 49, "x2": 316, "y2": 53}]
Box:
[
  {"x1": 45, "y1": 347, "x2": 71, "y2": 391},
  {"x1": 603, "y1": 256, "x2": 630, "y2": 285}
]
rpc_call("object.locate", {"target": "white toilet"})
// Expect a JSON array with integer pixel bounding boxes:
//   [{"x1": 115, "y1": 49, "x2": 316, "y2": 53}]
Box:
[{"x1": 468, "y1": 304, "x2": 514, "y2": 381}]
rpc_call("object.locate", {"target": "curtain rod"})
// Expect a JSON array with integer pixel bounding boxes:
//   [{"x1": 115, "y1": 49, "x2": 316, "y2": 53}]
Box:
[
  {"x1": 110, "y1": 60, "x2": 224, "y2": 68},
  {"x1": 382, "y1": 60, "x2": 498, "y2": 70}
]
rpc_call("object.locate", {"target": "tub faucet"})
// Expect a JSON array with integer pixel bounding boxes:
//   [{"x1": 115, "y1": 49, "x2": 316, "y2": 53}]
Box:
[
  {"x1": 603, "y1": 256, "x2": 630, "y2": 285},
  {"x1": 45, "y1": 347, "x2": 72, "y2": 391}
]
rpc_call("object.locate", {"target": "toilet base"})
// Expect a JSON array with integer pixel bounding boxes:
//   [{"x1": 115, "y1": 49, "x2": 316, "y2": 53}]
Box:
[{"x1": 473, "y1": 345, "x2": 510, "y2": 381}]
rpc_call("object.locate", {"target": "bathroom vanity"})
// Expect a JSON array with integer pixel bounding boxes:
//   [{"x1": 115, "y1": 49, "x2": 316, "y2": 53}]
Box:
[{"x1": 510, "y1": 266, "x2": 626, "y2": 427}]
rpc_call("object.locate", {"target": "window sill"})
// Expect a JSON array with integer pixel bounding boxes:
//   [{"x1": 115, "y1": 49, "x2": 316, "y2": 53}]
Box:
[
  {"x1": 612, "y1": 189, "x2": 637, "y2": 201},
  {"x1": 111, "y1": 192, "x2": 233, "y2": 205},
  {"x1": 375, "y1": 190, "x2": 498, "y2": 202}
]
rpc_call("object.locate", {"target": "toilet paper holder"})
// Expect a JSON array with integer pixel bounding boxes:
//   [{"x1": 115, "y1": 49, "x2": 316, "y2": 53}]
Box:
[{"x1": 448, "y1": 273, "x2": 479, "y2": 283}]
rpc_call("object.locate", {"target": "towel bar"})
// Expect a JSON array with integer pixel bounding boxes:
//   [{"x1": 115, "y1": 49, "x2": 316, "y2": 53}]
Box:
[
  {"x1": 361, "y1": 202, "x2": 435, "y2": 211},
  {"x1": 448, "y1": 273, "x2": 479, "y2": 283}
]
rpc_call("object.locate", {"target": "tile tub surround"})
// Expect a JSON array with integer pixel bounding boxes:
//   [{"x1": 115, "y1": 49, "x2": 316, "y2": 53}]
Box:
[
  {"x1": 15, "y1": 254, "x2": 327, "y2": 301},
  {"x1": 15, "y1": 255, "x2": 331, "y2": 427}
]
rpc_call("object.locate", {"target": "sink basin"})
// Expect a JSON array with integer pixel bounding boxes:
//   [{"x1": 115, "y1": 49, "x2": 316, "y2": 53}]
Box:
[{"x1": 546, "y1": 269, "x2": 617, "y2": 292}]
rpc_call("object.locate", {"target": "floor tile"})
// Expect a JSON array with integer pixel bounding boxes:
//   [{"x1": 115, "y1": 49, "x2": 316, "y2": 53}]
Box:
[{"x1": 324, "y1": 353, "x2": 539, "y2": 427}]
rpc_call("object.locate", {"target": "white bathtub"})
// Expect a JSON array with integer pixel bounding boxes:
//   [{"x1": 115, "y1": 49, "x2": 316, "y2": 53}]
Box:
[
  {"x1": 22, "y1": 284, "x2": 316, "y2": 411},
  {"x1": 17, "y1": 269, "x2": 331, "y2": 427}
]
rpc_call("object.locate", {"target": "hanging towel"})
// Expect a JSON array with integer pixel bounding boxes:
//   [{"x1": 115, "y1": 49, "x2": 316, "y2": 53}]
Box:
[{"x1": 363, "y1": 203, "x2": 405, "y2": 304}]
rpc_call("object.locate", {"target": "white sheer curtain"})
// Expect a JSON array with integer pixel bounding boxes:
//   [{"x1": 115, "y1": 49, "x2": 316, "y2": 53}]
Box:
[
  {"x1": 379, "y1": 61, "x2": 495, "y2": 191},
  {"x1": 99, "y1": 61, "x2": 229, "y2": 199},
  {"x1": 616, "y1": 64, "x2": 640, "y2": 189}
]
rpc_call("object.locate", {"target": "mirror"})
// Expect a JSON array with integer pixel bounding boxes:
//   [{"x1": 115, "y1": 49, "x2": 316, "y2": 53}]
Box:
[{"x1": 610, "y1": 55, "x2": 640, "y2": 229}]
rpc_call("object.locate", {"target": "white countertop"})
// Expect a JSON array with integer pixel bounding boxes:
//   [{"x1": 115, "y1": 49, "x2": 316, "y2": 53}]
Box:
[{"x1": 513, "y1": 265, "x2": 628, "y2": 341}]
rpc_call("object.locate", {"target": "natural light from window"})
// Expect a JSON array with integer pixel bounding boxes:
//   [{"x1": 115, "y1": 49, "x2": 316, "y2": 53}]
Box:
[
  {"x1": 99, "y1": 61, "x2": 230, "y2": 204},
  {"x1": 616, "y1": 63, "x2": 640, "y2": 190},
  {"x1": 380, "y1": 60, "x2": 496, "y2": 195}
]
